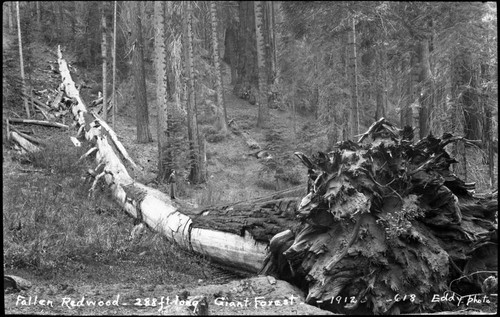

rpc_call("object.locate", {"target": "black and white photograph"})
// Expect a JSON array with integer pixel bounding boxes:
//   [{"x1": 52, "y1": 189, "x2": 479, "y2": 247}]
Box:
[{"x1": 3, "y1": 1, "x2": 498, "y2": 315}]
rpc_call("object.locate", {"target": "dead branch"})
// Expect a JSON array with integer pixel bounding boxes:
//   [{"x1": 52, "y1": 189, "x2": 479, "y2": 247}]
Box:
[{"x1": 8, "y1": 118, "x2": 69, "y2": 129}]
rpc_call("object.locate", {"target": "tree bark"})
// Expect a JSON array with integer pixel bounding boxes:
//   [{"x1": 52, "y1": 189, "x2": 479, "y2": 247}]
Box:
[
  {"x1": 154, "y1": 1, "x2": 172, "y2": 183},
  {"x1": 418, "y1": 39, "x2": 432, "y2": 139},
  {"x1": 233, "y1": 1, "x2": 257, "y2": 101},
  {"x1": 401, "y1": 51, "x2": 416, "y2": 129},
  {"x1": 16, "y1": 1, "x2": 30, "y2": 118},
  {"x1": 224, "y1": 27, "x2": 238, "y2": 85},
  {"x1": 101, "y1": 2, "x2": 108, "y2": 122},
  {"x1": 36, "y1": 1, "x2": 41, "y2": 30},
  {"x1": 255, "y1": 1, "x2": 269, "y2": 128},
  {"x1": 7, "y1": 2, "x2": 14, "y2": 32},
  {"x1": 112, "y1": 0, "x2": 117, "y2": 129},
  {"x1": 267, "y1": 1, "x2": 276, "y2": 85},
  {"x1": 451, "y1": 47, "x2": 474, "y2": 180},
  {"x1": 273, "y1": 2, "x2": 284, "y2": 87},
  {"x1": 480, "y1": 63, "x2": 495, "y2": 188},
  {"x1": 375, "y1": 45, "x2": 387, "y2": 120},
  {"x1": 183, "y1": 1, "x2": 204, "y2": 184},
  {"x1": 349, "y1": 18, "x2": 359, "y2": 136},
  {"x1": 210, "y1": 1, "x2": 228, "y2": 133},
  {"x1": 132, "y1": 1, "x2": 152, "y2": 143}
]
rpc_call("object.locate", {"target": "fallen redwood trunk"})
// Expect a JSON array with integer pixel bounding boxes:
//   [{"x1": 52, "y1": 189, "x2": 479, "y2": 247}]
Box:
[
  {"x1": 53, "y1": 46, "x2": 285, "y2": 273},
  {"x1": 261, "y1": 119, "x2": 498, "y2": 314}
]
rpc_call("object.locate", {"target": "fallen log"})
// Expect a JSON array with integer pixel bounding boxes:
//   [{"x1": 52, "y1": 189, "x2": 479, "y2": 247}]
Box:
[
  {"x1": 55, "y1": 46, "x2": 272, "y2": 273},
  {"x1": 261, "y1": 119, "x2": 498, "y2": 314},
  {"x1": 22, "y1": 97, "x2": 51, "y2": 120},
  {"x1": 10, "y1": 131, "x2": 40, "y2": 153},
  {"x1": 8, "y1": 118, "x2": 68, "y2": 129},
  {"x1": 10, "y1": 126, "x2": 46, "y2": 145},
  {"x1": 21, "y1": 91, "x2": 52, "y2": 111},
  {"x1": 229, "y1": 119, "x2": 261, "y2": 150}
]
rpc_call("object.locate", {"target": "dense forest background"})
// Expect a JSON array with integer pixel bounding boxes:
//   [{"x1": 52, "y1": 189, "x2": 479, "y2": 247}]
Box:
[{"x1": 3, "y1": 1, "x2": 498, "y2": 190}]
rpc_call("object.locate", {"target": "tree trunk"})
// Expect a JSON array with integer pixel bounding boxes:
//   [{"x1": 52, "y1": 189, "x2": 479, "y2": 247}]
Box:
[
  {"x1": 224, "y1": 27, "x2": 238, "y2": 85},
  {"x1": 132, "y1": 1, "x2": 152, "y2": 143},
  {"x1": 233, "y1": 1, "x2": 257, "y2": 101},
  {"x1": 154, "y1": 1, "x2": 172, "y2": 183},
  {"x1": 401, "y1": 51, "x2": 416, "y2": 129},
  {"x1": 165, "y1": 2, "x2": 183, "y2": 115},
  {"x1": 418, "y1": 39, "x2": 432, "y2": 138},
  {"x1": 375, "y1": 46, "x2": 387, "y2": 120},
  {"x1": 271, "y1": 1, "x2": 283, "y2": 87},
  {"x1": 210, "y1": 1, "x2": 228, "y2": 133},
  {"x1": 70, "y1": 2, "x2": 76, "y2": 40},
  {"x1": 8, "y1": 118, "x2": 68, "y2": 129},
  {"x1": 16, "y1": 1, "x2": 30, "y2": 118},
  {"x1": 101, "y1": 3, "x2": 108, "y2": 122},
  {"x1": 112, "y1": 0, "x2": 117, "y2": 129},
  {"x1": 481, "y1": 63, "x2": 495, "y2": 189},
  {"x1": 7, "y1": 2, "x2": 14, "y2": 32},
  {"x1": 183, "y1": 1, "x2": 204, "y2": 184},
  {"x1": 263, "y1": 1, "x2": 273, "y2": 87},
  {"x1": 58, "y1": 2, "x2": 64, "y2": 41},
  {"x1": 36, "y1": 1, "x2": 41, "y2": 30},
  {"x1": 255, "y1": 1, "x2": 269, "y2": 128},
  {"x1": 451, "y1": 48, "x2": 471, "y2": 180},
  {"x1": 267, "y1": 1, "x2": 276, "y2": 85},
  {"x1": 349, "y1": 18, "x2": 359, "y2": 137}
]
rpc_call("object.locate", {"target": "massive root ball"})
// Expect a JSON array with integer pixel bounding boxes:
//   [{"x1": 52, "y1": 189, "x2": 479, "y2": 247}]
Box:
[{"x1": 261, "y1": 118, "x2": 498, "y2": 314}]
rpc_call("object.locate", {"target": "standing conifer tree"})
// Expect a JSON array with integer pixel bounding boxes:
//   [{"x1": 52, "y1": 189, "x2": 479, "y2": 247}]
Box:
[
  {"x1": 349, "y1": 17, "x2": 359, "y2": 137},
  {"x1": 155, "y1": 1, "x2": 172, "y2": 182},
  {"x1": 255, "y1": 1, "x2": 269, "y2": 128},
  {"x1": 112, "y1": 0, "x2": 117, "y2": 129},
  {"x1": 101, "y1": 2, "x2": 108, "y2": 122},
  {"x1": 131, "y1": 1, "x2": 152, "y2": 143},
  {"x1": 16, "y1": 1, "x2": 29, "y2": 118},
  {"x1": 210, "y1": 1, "x2": 228, "y2": 133},
  {"x1": 183, "y1": 1, "x2": 204, "y2": 184}
]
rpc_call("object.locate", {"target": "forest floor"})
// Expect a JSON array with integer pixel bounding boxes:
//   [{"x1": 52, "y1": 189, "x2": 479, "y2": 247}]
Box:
[
  {"x1": 2, "y1": 28, "x2": 334, "y2": 315},
  {"x1": 3, "y1": 27, "x2": 496, "y2": 315}
]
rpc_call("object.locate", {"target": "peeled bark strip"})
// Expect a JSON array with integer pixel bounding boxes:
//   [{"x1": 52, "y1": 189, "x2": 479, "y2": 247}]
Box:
[{"x1": 261, "y1": 119, "x2": 498, "y2": 314}]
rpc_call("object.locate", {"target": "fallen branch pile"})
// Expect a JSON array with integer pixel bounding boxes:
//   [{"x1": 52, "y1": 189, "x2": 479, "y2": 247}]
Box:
[{"x1": 261, "y1": 118, "x2": 497, "y2": 314}]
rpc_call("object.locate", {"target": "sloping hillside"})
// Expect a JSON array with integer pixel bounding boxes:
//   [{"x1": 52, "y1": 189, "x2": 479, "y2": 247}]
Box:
[{"x1": 3, "y1": 27, "x2": 332, "y2": 315}]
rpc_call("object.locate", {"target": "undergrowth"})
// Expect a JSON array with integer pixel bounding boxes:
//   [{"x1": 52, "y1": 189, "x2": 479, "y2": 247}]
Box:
[{"x1": 3, "y1": 136, "x2": 212, "y2": 282}]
